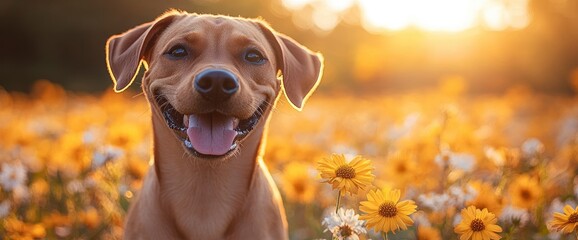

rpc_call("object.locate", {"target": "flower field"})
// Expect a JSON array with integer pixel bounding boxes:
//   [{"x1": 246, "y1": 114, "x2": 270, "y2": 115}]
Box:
[{"x1": 1, "y1": 79, "x2": 578, "y2": 239}]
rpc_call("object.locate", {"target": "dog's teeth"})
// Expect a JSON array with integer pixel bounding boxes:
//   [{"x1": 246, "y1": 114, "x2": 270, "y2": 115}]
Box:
[
  {"x1": 184, "y1": 115, "x2": 189, "y2": 128},
  {"x1": 184, "y1": 139, "x2": 193, "y2": 148},
  {"x1": 229, "y1": 143, "x2": 237, "y2": 151},
  {"x1": 188, "y1": 115, "x2": 199, "y2": 128}
]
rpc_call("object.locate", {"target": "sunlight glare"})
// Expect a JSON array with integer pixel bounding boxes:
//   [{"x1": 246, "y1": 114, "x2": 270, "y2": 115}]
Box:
[
  {"x1": 359, "y1": 0, "x2": 412, "y2": 31},
  {"x1": 412, "y1": 0, "x2": 480, "y2": 32},
  {"x1": 325, "y1": 0, "x2": 355, "y2": 12},
  {"x1": 282, "y1": 0, "x2": 311, "y2": 10},
  {"x1": 312, "y1": 7, "x2": 340, "y2": 31},
  {"x1": 280, "y1": 0, "x2": 531, "y2": 32},
  {"x1": 483, "y1": 2, "x2": 508, "y2": 30},
  {"x1": 505, "y1": 0, "x2": 531, "y2": 29}
]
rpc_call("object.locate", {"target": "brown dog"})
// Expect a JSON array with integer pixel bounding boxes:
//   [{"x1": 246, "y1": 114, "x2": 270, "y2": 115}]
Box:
[{"x1": 105, "y1": 10, "x2": 323, "y2": 239}]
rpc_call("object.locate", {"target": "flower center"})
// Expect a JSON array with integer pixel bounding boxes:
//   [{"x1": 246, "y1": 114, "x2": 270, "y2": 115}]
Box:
[
  {"x1": 520, "y1": 189, "x2": 532, "y2": 200},
  {"x1": 339, "y1": 225, "x2": 353, "y2": 237},
  {"x1": 335, "y1": 165, "x2": 356, "y2": 179},
  {"x1": 293, "y1": 181, "x2": 305, "y2": 194},
  {"x1": 470, "y1": 218, "x2": 485, "y2": 232},
  {"x1": 569, "y1": 213, "x2": 578, "y2": 223},
  {"x1": 442, "y1": 154, "x2": 450, "y2": 162},
  {"x1": 396, "y1": 163, "x2": 407, "y2": 173},
  {"x1": 9, "y1": 172, "x2": 18, "y2": 181},
  {"x1": 378, "y1": 202, "x2": 398, "y2": 217}
]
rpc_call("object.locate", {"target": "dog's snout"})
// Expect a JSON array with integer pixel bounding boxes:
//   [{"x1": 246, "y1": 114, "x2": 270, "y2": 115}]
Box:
[{"x1": 194, "y1": 69, "x2": 239, "y2": 102}]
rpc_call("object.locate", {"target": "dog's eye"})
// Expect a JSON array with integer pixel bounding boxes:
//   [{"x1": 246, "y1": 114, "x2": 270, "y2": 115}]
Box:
[
  {"x1": 166, "y1": 45, "x2": 188, "y2": 59},
  {"x1": 244, "y1": 49, "x2": 266, "y2": 64}
]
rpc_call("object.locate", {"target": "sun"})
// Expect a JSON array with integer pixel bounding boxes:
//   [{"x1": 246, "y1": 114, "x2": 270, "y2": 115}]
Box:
[{"x1": 279, "y1": 0, "x2": 531, "y2": 32}]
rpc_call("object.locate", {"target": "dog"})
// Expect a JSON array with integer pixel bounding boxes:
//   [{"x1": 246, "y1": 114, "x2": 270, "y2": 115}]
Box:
[{"x1": 105, "y1": 10, "x2": 323, "y2": 239}]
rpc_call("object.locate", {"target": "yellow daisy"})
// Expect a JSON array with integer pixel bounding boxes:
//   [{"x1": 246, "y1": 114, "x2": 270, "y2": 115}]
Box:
[
  {"x1": 508, "y1": 175, "x2": 542, "y2": 210},
  {"x1": 359, "y1": 188, "x2": 417, "y2": 233},
  {"x1": 417, "y1": 226, "x2": 442, "y2": 240},
  {"x1": 466, "y1": 181, "x2": 503, "y2": 216},
  {"x1": 454, "y1": 206, "x2": 502, "y2": 240},
  {"x1": 282, "y1": 161, "x2": 317, "y2": 204},
  {"x1": 549, "y1": 204, "x2": 578, "y2": 234},
  {"x1": 384, "y1": 152, "x2": 417, "y2": 188},
  {"x1": 317, "y1": 154, "x2": 375, "y2": 195}
]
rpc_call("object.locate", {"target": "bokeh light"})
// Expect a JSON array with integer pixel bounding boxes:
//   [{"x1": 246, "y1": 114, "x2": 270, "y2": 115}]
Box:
[{"x1": 280, "y1": 0, "x2": 531, "y2": 32}]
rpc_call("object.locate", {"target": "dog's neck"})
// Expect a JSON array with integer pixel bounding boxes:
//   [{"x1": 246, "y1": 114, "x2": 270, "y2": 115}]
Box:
[{"x1": 148, "y1": 111, "x2": 268, "y2": 237}]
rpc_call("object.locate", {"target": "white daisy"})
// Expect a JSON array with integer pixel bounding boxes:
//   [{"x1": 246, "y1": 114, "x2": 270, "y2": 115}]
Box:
[
  {"x1": 387, "y1": 113, "x2": 420, "y2": 141},
  {"x1": 521, "y1": 138, "x2": 544, "y2": 157},
  {"x1": 412, "y1": 211, "x2": 432, "y2": 227},
  {"x1": 434, "y1": 150, "x2": 475, "y2": 172},
  {"x1": 92, "y1": 145, "x2": 124, "y2": 169},
  {"x1": 12, "y1": 185, "x2": 30, "y2": 203},
  {"x1": 484, "y1": 146, "x2": 505, "y2": 167},
  {"x1": 67, "y1": 179, "x2": 86, "y2": 193},
  {"x1": 499, "y1": 205, "x2": 530, "y2": 227},
  {"x1": 0, "y1": 162, "x2": 27, "y2": 191},
  {"x1": 448, "y1": 184, "x2": 477, "y2": 206},
  {"x1": 322, "y1": 208, "x2": 366, "y2": 240},
  {"x1": 0, "y1": 200, "x2": 11, "y2": 219},
  {"x1": 418, "y1": 192, "x2": 454, "y2": 212}
]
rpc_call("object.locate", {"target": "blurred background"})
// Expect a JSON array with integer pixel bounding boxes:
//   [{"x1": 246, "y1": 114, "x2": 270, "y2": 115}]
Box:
[{"x1": 1, "y1": 0, "x2": 578, "y2": 95}]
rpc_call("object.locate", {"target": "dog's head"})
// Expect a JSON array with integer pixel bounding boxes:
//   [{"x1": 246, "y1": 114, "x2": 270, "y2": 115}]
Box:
[{"x1": 105, "y1": 11, "x2": 323, "y2": 159}]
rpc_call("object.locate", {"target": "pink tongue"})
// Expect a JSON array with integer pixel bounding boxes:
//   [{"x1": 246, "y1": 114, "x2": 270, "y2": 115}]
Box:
[{"x1": 186, "y1": 114, "x2": 237, "y2": 155}]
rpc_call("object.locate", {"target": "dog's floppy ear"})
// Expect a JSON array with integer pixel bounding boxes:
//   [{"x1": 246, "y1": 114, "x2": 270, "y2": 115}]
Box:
[
  {"x1": 105, "y1": 13, "x2": 180, "y2": 92},
  {"x1": 258, "y1": 23, "x2": 324, "y2": 111}
]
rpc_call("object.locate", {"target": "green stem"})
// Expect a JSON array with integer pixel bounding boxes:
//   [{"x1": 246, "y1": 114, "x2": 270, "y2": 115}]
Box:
[
  {"x1": 336, "y1": 190, "x2": 342, "y2": 213},
  {"x1": 382, "y1": 231, "x2": 389, "y2": 240}
]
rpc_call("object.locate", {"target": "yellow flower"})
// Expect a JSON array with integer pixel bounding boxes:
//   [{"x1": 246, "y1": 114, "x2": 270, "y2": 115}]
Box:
[
  {"x1": 550, "y1": 204, "x2": 578, "y2": 234},
  {"x1": 126, "y1": 158, "x2": 149, "y2": 180},
  {"x1": 466, "y1": 181, "x2": 503, "y2": 216},
  {"x1": 282, "y1": 161, "x2": 317, "y2": 204},
  {"x1": 30, "y1": 224, "x2": 46, "y2": 238},
  {"x1": 417, "y1": 226, "x2": 442, "y2": 240},
  {"x1": 30, "y1": 179, "x2": 50, "y2": 200},
  {"x1": 359, "y1": 188, "x2": 417, "y2": 233},
  {"x1": 454, "y1": 206, "x2": 502, "y2": 240},
  {"x1": 42, "y1": 212, "x2": 72, "y2": 229},
  {"x1": 4, "y1": 218, "x2": 46, "y2": 239},
  {"x1": 384, "y1": 152, "x2": 417, "y2": 188},
  {"x1": 317, "y1": 154, "x2": 374, "y2": 195},
  {"x1": 508, "y1": 175, "x2": 542, "y2": 209},
  {"x1": 80, "y1": 207, "x2": 102, "y2": 229},
  {"x1": 107, "y1": 121, "x2": 146, "y2": 149}
]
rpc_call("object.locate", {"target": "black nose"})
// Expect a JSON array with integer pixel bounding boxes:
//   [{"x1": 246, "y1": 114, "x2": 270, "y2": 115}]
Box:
[{"x1": 194, "y1": 69, "x2": 239, "y2": 102}]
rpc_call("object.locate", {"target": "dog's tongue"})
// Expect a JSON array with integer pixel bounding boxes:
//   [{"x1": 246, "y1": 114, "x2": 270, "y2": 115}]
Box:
[{"x1": 186, "y1": 113, "x2": 237, "y2": 155}]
